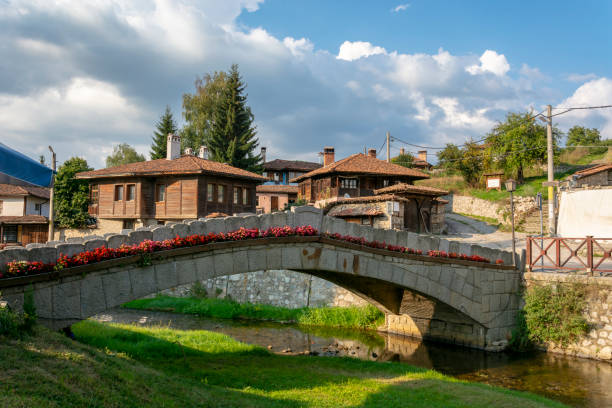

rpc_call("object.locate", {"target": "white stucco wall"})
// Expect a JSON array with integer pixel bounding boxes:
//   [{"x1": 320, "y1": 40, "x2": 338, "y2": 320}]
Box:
[
  {"x1": 25, "y1": 196, "x2": 49, "y2": 217},
  {"x1": 0, "y1": 196, "x2": 24, "y2": 216},
  {"x1": 558, "y1": 189, "x2": 612, "y2": 238}
]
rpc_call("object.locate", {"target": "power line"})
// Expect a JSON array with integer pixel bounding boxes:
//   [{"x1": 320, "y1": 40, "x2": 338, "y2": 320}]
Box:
[{"x1": 550, "y1": 105, "x2": 612, "y2": 118}]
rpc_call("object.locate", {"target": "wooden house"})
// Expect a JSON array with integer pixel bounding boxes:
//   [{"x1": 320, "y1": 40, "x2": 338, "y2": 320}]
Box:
[{"x1": 0, "y1": 184, "x2": 50, "y2": 246}]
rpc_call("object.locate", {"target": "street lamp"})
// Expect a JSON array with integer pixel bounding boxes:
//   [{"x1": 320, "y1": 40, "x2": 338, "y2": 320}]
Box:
[{"x1": 505, "y1": 179, "x2": 517, "y2": 267}]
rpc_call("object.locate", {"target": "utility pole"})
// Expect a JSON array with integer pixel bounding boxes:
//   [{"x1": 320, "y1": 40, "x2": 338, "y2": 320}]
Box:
[
  {"x1": 48, "y1": 146, "x2": 56, "y2": 242},
  {"x1": 546, "y1": 104, "x2": 555, "y2": 235},
  {"x1": 386, "y1": 131, "x2": 390, "y2": 163}
]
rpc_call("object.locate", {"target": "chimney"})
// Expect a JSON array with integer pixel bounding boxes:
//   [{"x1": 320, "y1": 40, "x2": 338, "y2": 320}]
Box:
[
  {"x1": 198, "y1": 145, "x2": 208, "y2": 159},
  {"x1": 184, "y1": 147, "x2": 193, "y2": 156},
  {"x1": 261, "y1": 147, "x2": 267, "y2": 163},
  {"x1": 167, "y1": 133, "x2": 181, "y2": 160},
  {"x1": 418, "y1": 150, "x2": 427, "y2": 163},
  {"x1": 323, "y1": 146, "x2": 335, "y2": 166},
  {"x1": 367, "y1": 148, "x2": 377, "y2": 158},
  {"x1": 400, "y1": 148, "x2": 405, "y2": 156}
]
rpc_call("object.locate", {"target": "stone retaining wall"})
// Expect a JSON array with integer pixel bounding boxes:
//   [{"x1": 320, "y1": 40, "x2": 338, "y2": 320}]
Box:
[
  {"x1": 524, "y1": 272, "x2": 612, "y2": 361},
  {"x1": 444, "y1": 194, "x2": 537, "y2": 226}
]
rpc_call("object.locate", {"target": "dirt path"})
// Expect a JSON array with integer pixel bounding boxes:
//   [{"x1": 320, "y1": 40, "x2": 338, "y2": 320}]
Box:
[{"x1": 444, "y1": 213, "x2": 527, "y2": 252}]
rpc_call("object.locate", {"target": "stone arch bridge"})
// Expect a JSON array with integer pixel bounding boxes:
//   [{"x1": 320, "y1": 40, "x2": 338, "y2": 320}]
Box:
[{"x1": 0, "y1": 206, "x2": 519, "y2": 350}]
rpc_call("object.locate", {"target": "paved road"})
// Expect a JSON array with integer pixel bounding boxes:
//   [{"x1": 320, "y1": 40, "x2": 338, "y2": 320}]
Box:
[{"x1": 444, "y1": 213, "x2": 527, "y2": 252}]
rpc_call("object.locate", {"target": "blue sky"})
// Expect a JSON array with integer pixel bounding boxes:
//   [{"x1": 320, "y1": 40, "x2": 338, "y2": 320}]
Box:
[{"x1": 0, "y1": 0, "x2": 610, "y2": 168}]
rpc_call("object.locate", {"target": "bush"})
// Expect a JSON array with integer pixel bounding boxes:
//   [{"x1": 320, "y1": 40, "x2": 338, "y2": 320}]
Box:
[
  {"x1": 523, "y1": 284, "x2": 589, "y2": 347},
  {"x1": 0, "y1": 289, "x2": 36, "y2": 337},
  {"x1": 187, "y1": 281, "x2": 208, "y2": 299}
]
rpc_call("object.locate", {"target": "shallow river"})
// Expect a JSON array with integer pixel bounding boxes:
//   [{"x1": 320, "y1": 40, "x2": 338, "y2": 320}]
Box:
[{"x1": 93, "y1": 309, "x2": 612, "y2": 408}]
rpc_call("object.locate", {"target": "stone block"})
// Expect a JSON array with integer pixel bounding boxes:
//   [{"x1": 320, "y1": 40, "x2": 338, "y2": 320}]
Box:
[
  {"x1": 56, "y1": 243, "x2": 85, "y2": 258},
  {"x1": 233, "y1": 249, "x2": 250, "y2": 274},
  {"x1": 500, "y1": 250, "x2": 513, "y2": 266},
  {"x1": 1, "y1": 290, "x2": 24, "y2": 313},
  {"x1": 155, "y1": 262, "x2": 178, "y2": 291},
  {"x1": 175, "y1": 259, "x2": 197, "y2": 285},
  {"x1": 354, "y1": 224, "x2": 373, "y2": 241},
  {"x1": 194, "y1": 254, "x2": 215, "y2": 280},
  {"x1": 187, "y1": 220, "x2": 207, "y2": 236},
  {"x1": 127, "y1": 230, "x2": 153, "y2": 245},
  {"x1": 266, "y1": 247, "x2": 282, "y2": 270},
  {"x1": 52, "y1": 280, "x2": 81, "y2": 319},
  {"x1": 383, "y1": 229, "x2": 398, "y2": 246},
  {"x1": 416, "y1": 276, "x2": 430, "y2": 294},
  {"x1": 462, "y1": 283, "x2": 474, "y2": 299},
  {"x1": 152, "y1": 226, "x2": 174, "y2": 242},
  {"x1": 171, "y1": 223, "x2": 190, "y2": 238},
  {"x1": 25, "y1": 243, "x2": 46, "y2": 249},
  {"x1": 321, "y1": 216, "x2": 348, "y2": 236},
  {"x1": 282, "y1": 246, "x2": 302, "y2": 270},
  {"x1": 336, "y1": 250, "x2": 354, "y2": 274},
  {"x1": 225, "y1": 216, "x2": 245, "y2": 233},
  {"x1": 390, "y1": 265, "x2": 405, "y2": 284},
  {"x1": 372, "y1": 228, "x2": 386, "y2": 244},
  {"x1": 415, "y1": 235, "x2": 432, "y2": 253},
  {"x1": 377, "y1": 261, "x2": 392, "y2": 281},
  {"x1": 401, "y1": 270, "x2": 417, "y2": 288},
  {"x1": 458, "y1": 243, "x2": 472, "y2": 257},
  {"x1": 84, "y1": 239, "x2": 106, "y2": 252},
  {"x1": 27, "y1": 246, "x2": 57, "y2": 265},
  {"x1": 121, "y1": 229, "x2": 133, "y2": 235},
  {"x1": 0, "y1": 247, "x2": 29, "y2": 272},
  {"x1": 248, "y1": 248, "x2": 267, "y2": 272},
  {"x1": 448, "y1": 241, "x2": 461, "y2": 255},
  {"x1": 451, "y1": 275, "x2": 466, "y2": 294},
  {"x1": 102, "y1": 270, "x2": 133, "y2": 308},
  {"x1": 428, "y1": 235, "x2": 441, "y2": 251},
  {"x1": 205, "y1": 217, "x2": 227, "y2": 234},
  {"x1": 213, "y1": 252, "x2": 234, "y2": 277},
  {"x1": 241, "y1": 215, "x2": 260, "y2": 230},
  {"x1": 259, "y1": 212, "x2": 288, "y2": 230},
  {"x1": 33, "y1": 285, "x2": 53, "y2": 319},
  {"x1": 439, "y1": 268, "x2": 453, "y2": 288},
  {"x1": 439, "y1": 286, "x2": 451, "y2": 304},
  {"x1": 317, "y1": 248, "x2": 337, "y2": 272},
  {"x1": 291, "y1": 205, "x2": 323, "y2": 230},
  {"x1": 80, "y1": 275, "x2": 107, "y2": 318},
  {"x1": 66, "y1": 237, "x2": 84, "y2": 243},
  {"x1": 405, "y1": 233, "x2": 419, "y2": 251},
  {"x1": 106, "y1": 234, "x2": 128, "y2": 249},
  {"x1": 438, "y1": 239, "x2": 450, "y2": 253},
  {"x1": 428, "y1": 265, "x2": 442, "y2": 282}
]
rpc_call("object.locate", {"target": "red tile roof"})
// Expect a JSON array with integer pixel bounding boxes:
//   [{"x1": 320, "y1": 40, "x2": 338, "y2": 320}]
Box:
[
  {"x1": 374, "y1": 183, "x2": 448, "y2": 196},
  {"x1": 0, "y1": 215, "x2": 48, "y2": 224},
  {"x1": 256, "y1": 184, "x2": 299, "y2": 194},
  {"x1": 290, "y1": 153, "x2": 429, "y2": 183},
  {"x1": 0, "y1": 184, "x2": 50, "y2": 199},
  {"x1": 263, "y1": 159, "x2": 321, "y2": 172},
  {"x1": 76, "y1": 156, "x2": 267, "y2": 182},
  {"x1": 573, "y1": 163, "x2": 612, "y2": 178}
]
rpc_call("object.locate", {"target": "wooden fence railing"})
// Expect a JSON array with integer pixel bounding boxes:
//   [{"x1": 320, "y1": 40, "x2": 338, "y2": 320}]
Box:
[{"x1": 526, "y1": 236, "x2": 612, "y2": 275}]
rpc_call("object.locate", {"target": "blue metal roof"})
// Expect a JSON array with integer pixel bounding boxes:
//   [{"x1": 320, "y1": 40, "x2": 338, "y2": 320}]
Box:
[{"x1": 0, "y1": 143, "x2": 53, "y2": 187}]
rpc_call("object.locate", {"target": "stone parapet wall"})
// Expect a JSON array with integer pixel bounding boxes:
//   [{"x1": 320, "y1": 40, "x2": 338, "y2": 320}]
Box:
[
  {"x1": 162, "y1": 269, "x2": 368, "y2": 308},
  {"x1": 524, "y1": 272, "x2": 612, "y2": 361}
]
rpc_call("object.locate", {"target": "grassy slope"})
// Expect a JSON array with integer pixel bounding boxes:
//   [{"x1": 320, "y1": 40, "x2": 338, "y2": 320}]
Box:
[{"x1": 124, "y1": 295, "x2": 386, "y2": 330}]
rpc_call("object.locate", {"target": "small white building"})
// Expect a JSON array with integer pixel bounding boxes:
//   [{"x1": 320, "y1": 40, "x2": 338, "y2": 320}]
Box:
[{"x1": 0, "y1": 184, "x2": 50, "y2": 246}]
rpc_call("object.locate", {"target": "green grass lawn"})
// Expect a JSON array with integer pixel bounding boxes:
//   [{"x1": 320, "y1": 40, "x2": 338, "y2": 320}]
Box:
[{"x1": 124, "y1": 295, "x2": 386, "y2": 330}]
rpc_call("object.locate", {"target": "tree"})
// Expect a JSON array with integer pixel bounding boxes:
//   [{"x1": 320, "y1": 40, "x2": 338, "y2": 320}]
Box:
[
  {"x1": 456, "y1": 141, "x2": 483, "y2": 186},
  {"x1": 182, "y1": 71, "x2": 228, "y2": 152},
  {"x1": 486, "y1": 111, "x2": 561, "y2": 183},
  {"x1": 566, "y1": 126, "x2": 601, "y2": 147},
  {"x1": 391, "y1": 153, "x2": 415, "y2": 168},
  {"x1": 436, "y1": 143, "x2": 462, "y2": 172},
  {"x1": 208, "y1": 64, "x2": 262, "y2": 172},
  {"x1": 54, "y1": 157, "x2": 93, "y2": 228},
  {"x1": 106, "y1": 143, "x2": 146, "y2": 168},
  {"x1": 150, "y1": 106, "x2": 178, "y2": 160}
]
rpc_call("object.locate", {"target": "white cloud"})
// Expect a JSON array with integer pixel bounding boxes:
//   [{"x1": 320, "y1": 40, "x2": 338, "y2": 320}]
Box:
[
  {"x1": 337, "y1": 41, "x2": 387, "y2": 61},
  {"x1": 556, "y1": 78, "x2": 612, "y2": 138},
  {"x1": 391, "y1": 3, "x2": 410, "y2": 13},
  {"x1": 466, "y1": 50, "x2": 510, "y2": 76},
  {"x1": 566, "y1": 73, "x2": 598, "y2": 83},
  {"x1": 283, "y1": 37, "x2": 314, "y2": 57}
]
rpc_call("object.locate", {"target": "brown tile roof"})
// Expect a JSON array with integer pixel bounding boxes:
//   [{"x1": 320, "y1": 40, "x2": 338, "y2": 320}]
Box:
[
  {"x1": 0, "y1": 215, "x2": 48, "y2": 224},
  {"x1": 573, "y1": 163, "x2": 612, "y2": 178},
  {"x1": 256, "y1": 184, "x2": 299, "y2": 194},
  {"x1": 290, "y1": 153, "x2": 429, "y2": 183},
  {"x1": 374, "y1": 183, "x2": 448, "y2": 196},
  {"x1": 0, "y1": 184, "x2": 50, "y2": 199},
  {"x1": 264, "y1": 159, "x2": 321, "y2": 172},
  {"x1": 205, "y1": 212, "x2": 229, "y2": 218},
  {"x1": 75, "y1": 156, "x2": 267, "y2": 182},
  {"x1": 327, "y1": 207, "x2": 384, "y2": 218}
]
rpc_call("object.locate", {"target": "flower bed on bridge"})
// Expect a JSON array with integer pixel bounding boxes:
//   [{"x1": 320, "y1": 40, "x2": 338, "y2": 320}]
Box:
[{"x1": 1, "y1": 225, "x2": 498, "y2": 280}]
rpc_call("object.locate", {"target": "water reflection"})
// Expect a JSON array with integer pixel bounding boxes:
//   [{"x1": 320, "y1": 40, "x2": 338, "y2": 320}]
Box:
[{"x1": 94, "y1": 309, "x2": 612, "y2": 408}]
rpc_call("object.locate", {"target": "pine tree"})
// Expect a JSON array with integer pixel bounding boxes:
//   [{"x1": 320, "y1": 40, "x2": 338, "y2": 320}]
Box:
[
  {"x1": 208, "y1": 64, "x2": 262, "y2": 173},
  {"x1": 150, "y1": 106, "x2": 178, "y2": 160}
]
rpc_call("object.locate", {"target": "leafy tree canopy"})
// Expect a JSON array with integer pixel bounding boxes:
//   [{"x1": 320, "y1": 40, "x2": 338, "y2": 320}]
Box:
[
  {"x1": 54, "y1": 157, "x2": 93, "y2": 228},
  {"x1": 182, "y1": 71, "x2": 228, "y2": 152},
  {"x1": 106, "y1": 143, "x2": 145, "y2": 168},
  {"x1": 456, "y1": 141, "x2": 483, "y2": 187},
  {"x1": 486, "y1": 111, "x2": 561, "y2": 183},
  {"x1": 150, "y1": 106, "x2": 178, "y2": 160},
  {"x1": 566, "y1": 126, "x2": 601, "y2": 147},
  {"x1": 436, "y1": 143, "x2": 462, "y2": 172},
  {"x1": 391, "y1": 153, "x2": 415, "y2": 168},
  {"x1": 207, "y1": 64, "x2": 262, "y2": 172}
]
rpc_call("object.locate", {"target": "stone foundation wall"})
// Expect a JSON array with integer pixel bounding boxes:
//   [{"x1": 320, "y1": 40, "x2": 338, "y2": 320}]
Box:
[
  {"x1": 524, "y1": 272, "x2": 612, "y2": 361},
  {"x1": 161, "y1": 269, "x2": 369, "y2": 309},
  {"x1": 444, "y1": 194, "x2": 537, "y2": 225}
]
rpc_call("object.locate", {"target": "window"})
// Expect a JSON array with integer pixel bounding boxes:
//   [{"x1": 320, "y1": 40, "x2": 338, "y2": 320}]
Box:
[
  {"x1": 340, "y1": 178, "x2": 358, "y2": 189},
  {"x1": 90, "y1": 185, "x2": 99, "y2": 204},
  {"x1": 34, "y1": 203, "x2": 41, "y2": 213},
  {"x1": 361, "y1": 218, "x2": 372, "y2": 226},
  {"x1": 233, "y1": 187, "x2": 241, "y2": 205},
  {"x1": 127, "y1": 184, "x2": 136, "y2": 201},
  {"x1": 207, "y1": 184, "x2": 214, "y2": 202},
  {"x1": 156, "y1": 184, "x2": 166, "y2": 202},
  {"x1": 114, "y1": 185, "x2": 124, "y2": 201},
  {"x1": 243, "y1": 188, "x2": 249, "y2": 205},
  {"x1": 262, "y1": 171, "x2": 268, "y2": 178},
  {"x1": 274, "y1": 172, "x2": 280, "y2": 181},
  {"x1": 2, "y1": 225, "x2": 17, "y2": 243},
  {"x1": 383, "y1": 179, "x2": 389, "y2": 187},
  {"x1": 218, "y1": 185, "x2": 225, "y2": 203},
  {"x1": 256, "y1": 196, "x2": 260, "y2": 207},
  {"x1": 122, "y1": 220, "x2": 134, "y2": 230}
]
